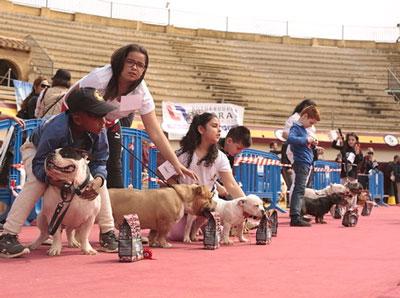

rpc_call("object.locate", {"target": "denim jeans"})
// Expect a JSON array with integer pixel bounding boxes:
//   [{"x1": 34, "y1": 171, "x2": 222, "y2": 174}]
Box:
[{"x1": 290, "y1": 162, "x2": 310, "y2": 219}]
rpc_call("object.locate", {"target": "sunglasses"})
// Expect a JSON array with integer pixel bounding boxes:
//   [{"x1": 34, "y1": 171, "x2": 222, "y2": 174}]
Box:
[{"x1": 40, "y1": 84, "x2": 50, "y2": 88}]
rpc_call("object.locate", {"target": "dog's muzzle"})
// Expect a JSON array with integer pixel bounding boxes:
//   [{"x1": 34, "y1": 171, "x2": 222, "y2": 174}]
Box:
[
  {"x1": 46, "y1": 159, "x2": 76, "y2": 174},
  {"x1": 199, "y1": 207, "x2": 214, "y2": 218}
]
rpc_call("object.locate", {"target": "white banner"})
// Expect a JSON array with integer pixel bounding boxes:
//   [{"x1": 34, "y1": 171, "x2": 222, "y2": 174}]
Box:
[{"x1": 161, "y1": 102, "x2": 244, "y2": 140}]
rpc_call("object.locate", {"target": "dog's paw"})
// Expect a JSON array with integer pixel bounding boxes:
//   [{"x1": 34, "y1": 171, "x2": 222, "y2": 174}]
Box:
[
  {"x1": 160, "y1": 242, "x2": 172, "y2": 248},
  {"x1": 27, "y1": 241, "x2": 39, "y2": 251},
  {"x1": 47, "y1": 247, "x2": 62, "y2": 256},
  {"x1": 183, "y1": 237, "x2": 192, "y2": 243},
  {"x1": 82, "y1": 248, "x2": 98, "y2": 255},
  {"x1": 224, "y1": 239, "x2": 234, "y2": 245},
  {"x1": 149, "y1": 241, "x2": 159, "y2": 247},
  {"x1": 68, "y1": 238, "x2": 81, "y2": 248}
]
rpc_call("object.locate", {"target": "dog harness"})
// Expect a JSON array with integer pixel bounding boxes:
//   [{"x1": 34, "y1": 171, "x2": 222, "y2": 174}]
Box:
[{"x1": 48, "y1": 168, "x2": 91, "y2": 235}]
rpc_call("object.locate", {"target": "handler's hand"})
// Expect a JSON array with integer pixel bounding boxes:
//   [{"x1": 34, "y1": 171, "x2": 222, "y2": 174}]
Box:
[
  {"x1": 80, "y1": 177, "x2": 102, "y2": 201},
  {"x1": 216, "y1": 183, "x2": 229, "y2": 197},
  {"x1": 173, "y1": 163, "x2": 199, "y2": 181}
]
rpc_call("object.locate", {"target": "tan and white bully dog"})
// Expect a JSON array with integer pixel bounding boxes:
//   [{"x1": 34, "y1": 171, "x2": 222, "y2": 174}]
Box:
[
  {"x1": 28, "y1": 148, "x2": 101, "y2": 256},
  {"x1": 109, "y1": 184, "x2": 214, "y2": 248},
  {"x1": 185, "y1": 194, "x2": 265, "y2": 245}
]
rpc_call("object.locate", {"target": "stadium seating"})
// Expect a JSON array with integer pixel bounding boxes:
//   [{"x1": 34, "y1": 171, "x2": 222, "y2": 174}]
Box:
[{"x1": 0, "y1": 7, "x2": 399, "y2": 132}]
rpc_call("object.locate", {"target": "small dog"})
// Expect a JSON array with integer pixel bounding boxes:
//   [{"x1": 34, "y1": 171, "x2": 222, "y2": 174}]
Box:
[
  {"x1": 185, "y1": 194, "x2": 265, "y2": 245},
  {"x1": 304, "y1": 183, "x2": 348, "y2": 199},
  {"x1": 304, "y1": 183, "x2": 351, "y2": 217},
  {"x1": 302, "y1": 193, "x2": 348, "y2": 224},
  {"x1": 28, "y1": 148, "x2": 101, "y2": 256},
  {"x1": 109, "y1": 184, "x2": 214, "y2": 248}
]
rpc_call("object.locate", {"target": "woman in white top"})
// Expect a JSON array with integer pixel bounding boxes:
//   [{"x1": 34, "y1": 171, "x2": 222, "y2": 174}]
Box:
[
  {"x1": 66, "y1": 44, "x2": 197, "y2": 188},
  {"x1": 170, "y1": 112, "x2": 245, "y2": 242}
]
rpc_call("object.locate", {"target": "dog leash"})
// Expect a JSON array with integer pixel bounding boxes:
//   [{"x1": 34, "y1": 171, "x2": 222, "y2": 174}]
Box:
[
  {"x1": 119, "y1": 141, "x2": 174, "y2": 189},
  {"x1": 48, "y1": 169, "x2": 91, "y2": 236}
]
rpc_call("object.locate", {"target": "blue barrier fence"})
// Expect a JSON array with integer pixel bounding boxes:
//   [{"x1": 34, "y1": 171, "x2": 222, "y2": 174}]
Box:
[
  {"x1": 234, "y1": 149, "x2": 285, "y2": 213},
  {"x1": 368, "y1": 170, "x2": 387, "y2": 206},
  {"x1": 0, "y1": 118, "x2": 387, "y2": 222},
  {"x1": 120, "y1": 127, "x2": 159, "y2": 190},
  {"x1": 311, "y1": 160, "x2": 341, "y2": 190}
]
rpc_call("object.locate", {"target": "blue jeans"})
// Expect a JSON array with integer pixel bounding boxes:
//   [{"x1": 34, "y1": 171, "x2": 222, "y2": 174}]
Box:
[{"x1": 290, "y1": 162, "x2": 310, "y2": 219}]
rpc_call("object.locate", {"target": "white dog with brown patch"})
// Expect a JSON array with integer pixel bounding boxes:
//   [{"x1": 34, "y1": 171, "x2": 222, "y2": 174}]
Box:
[
  {"x1": 28, "y1": 148, "x2": 101, "y2": 256},
  {"x1": 185, "y1": 194, "x2": 265, "y2": 245}
]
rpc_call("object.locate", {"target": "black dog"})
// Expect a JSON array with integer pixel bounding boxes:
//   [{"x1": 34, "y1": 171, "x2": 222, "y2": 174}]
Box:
[{"x1": 301, "y1": 193, "x2": 348, "y2": 224}]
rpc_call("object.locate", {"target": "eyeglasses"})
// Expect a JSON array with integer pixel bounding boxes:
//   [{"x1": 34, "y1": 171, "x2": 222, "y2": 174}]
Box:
[
  {"x1": 125, "y1": 59, "x2": 146, "y2": 70},
  {"x1": 40, "y1": 84, "x2": 50, "y2": 88}
]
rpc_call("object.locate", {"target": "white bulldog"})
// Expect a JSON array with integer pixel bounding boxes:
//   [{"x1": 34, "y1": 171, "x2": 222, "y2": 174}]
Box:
[
  {"x1": 184, "y1": 194, "x2": 265, "y2": 245},
  {"x1": 28, "y1": 148, "x2": 101, "y2": 256}
]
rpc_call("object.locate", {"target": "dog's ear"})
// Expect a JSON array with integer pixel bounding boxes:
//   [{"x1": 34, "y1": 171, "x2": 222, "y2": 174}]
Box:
[
  {"x1": 73, "y1": 148, "x2": 94, "y2": 161},
  {"x1": 237, "y1": 199, "x2": 245, "y2": 207}
]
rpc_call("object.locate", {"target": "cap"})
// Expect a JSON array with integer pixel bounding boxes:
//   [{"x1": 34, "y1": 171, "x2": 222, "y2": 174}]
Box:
[
  {"x1": 52, "y1": 69, "x2": 71, "y2": 81},
  {"x1": 67, "y1": 87, "x2": 117, "y2": 115}
]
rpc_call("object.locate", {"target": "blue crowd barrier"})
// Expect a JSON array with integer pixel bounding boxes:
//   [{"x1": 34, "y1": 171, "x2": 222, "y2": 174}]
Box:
[
  {"x1": 234, "y1": 148, "x2": 284, "y2": 213},
  {"x1": 120, "y1": 127, "x2": 159, "y2": 189},
  {"x1": 1, "y1": 122, "x2": 288, "y2": 221},
  {"x1": 1, "y1": 123, "x2": 160, "y2": 222},
  {"x1": 368, "y1": 170, "x2": 387, "y2": 206},
  {"x1": 0, "y1": 120, "x2": 13, "y2": 221},
  {"x1": 311, "y1": 160, "x2": 341, "y2": 190},
  {"x1": 0, "y1": 119, "x2": 43, "y2": 222}
]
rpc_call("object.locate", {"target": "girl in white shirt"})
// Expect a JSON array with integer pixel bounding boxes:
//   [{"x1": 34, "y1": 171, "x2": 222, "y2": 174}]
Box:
[
  {"x1": 171, "y1": 112, "x2": 245, "y2": 242},
  {"x1": 66, "y1": 44, "x2": 197, "y2": 188}
]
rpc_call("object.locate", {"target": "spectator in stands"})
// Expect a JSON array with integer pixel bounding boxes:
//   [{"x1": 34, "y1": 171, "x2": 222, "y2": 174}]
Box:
[
  {"x1": 64, "y1": 44, "x2": 196, "y2": 188},
  {"x1": 332, "y1": 132, "x2": 363, "y2": 184},
  {"x1": 35, "y1": 69, "x2": 71, "y2": 118},
  {"x1": 286, "y1": 105, "x2": 320, "y2": 227},
  {"x1": 359, "y1": 147, "x2": 379, "y2": 189},
  {"x1": 216, "y1": 125, "x2": 251, "y2": 200},
  {"x1": 17, "y1": 76, "x2": 49, "y2": 119},
  {"x1": 392, "y1": 156, "x2": 400, "y2": 204},
  {"x1": 0, "y1": 88, "x2": 120, "y2": 258},
  {"x1": 385, "y1": 155, "x2": 399, "y2": 204}
]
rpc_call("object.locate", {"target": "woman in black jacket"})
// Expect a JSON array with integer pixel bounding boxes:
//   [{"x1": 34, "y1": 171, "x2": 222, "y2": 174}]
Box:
[{"x1": 17, "y1": 75, "x2": 49, "y2": 119}]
